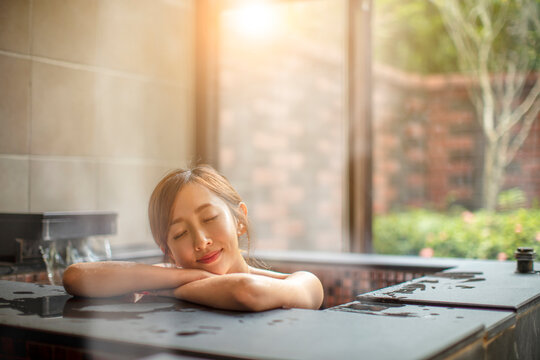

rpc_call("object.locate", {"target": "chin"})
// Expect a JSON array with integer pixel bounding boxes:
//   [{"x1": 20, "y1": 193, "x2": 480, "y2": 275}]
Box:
[{"x1": 202, "y1": 263, "x2": 227, "y2": 275}]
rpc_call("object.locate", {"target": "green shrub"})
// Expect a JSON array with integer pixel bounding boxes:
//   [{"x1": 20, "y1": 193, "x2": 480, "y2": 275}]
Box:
[
  {"x1": 497, "y1": 188, "x2": 527, "y2": 211},
  {"x1": 373, "y1": 209, "x2": 540, "y2": 260}
]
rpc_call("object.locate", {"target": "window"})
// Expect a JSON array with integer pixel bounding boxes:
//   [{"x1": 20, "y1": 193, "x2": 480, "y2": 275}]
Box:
[
  {"x1": 217, "y1": 0, "x2": 348, "y2": 251},
  {"x1": 372, "y1": 0, "x2": 540, "y2": 259},
  {"x1": 195, "y1": 0, "x2": 371, "y2": 252},
  {"x1": 195, "y1": 0, "x2": 540, "y2": 258}
]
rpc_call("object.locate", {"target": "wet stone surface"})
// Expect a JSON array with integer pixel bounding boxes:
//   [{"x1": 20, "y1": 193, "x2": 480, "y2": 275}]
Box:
[
  {"x1": 5, "y1": 259, "x2": 540, "y2": 360},
  {"x1": 430, "y1": 272, "x2": 483, "y2": 280},
  {"x1": 0, "y1": 279, "x2": 515, "y2": 360},
  {"x1": 385, "y1": 283, "x2": 426, "y2": 296},
  {"x1": 357, "y1": 261, "x2": 540, "y2": 311},
  {"x1": 0, "y1": 294, "x2": 71, "y2": 317},
  {"x1": 331, "y1": 301, "x2": 479, "y2": 320}
]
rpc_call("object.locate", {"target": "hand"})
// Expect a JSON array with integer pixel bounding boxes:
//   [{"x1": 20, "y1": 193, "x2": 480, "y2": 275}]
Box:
[
  {"x1": 176, "y1": 268, "x2": 217, "y2": 285},
  {"x1": 139, "y1": 270, "x2": 217, "y2": 298}
]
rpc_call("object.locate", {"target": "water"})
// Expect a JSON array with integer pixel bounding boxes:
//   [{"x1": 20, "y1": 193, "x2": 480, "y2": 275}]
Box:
[
  {"x1": 0, "y1": 294, "x2": 71, "y2": 317},
  {"x1": 39, "y1": 237, "x2": 112, "y2": 286}
]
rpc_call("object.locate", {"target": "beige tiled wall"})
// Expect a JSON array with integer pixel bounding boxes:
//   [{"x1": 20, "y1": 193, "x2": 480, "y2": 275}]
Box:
[
  {"x1": 0, "y1": 0, "x2": 195, "y2": 248},
  {"x1": 0, "y1": 156, "x2": 29, "y2": 212},
  {"x1": 0, "y1": 0, "x2": 31, "y2": 54},
  {"x1": 31, "y1": 61, "x2": 98, "y2": 156},
  {"x1": 0, "y1": 55, "x2": 30, "y2": 154}
]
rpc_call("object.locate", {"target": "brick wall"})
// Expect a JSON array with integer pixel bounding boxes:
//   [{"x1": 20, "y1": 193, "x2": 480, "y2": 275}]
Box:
[
  {"x1": 373, "y1": 65, "x2": 540, "y2": 213},
  {"x1": 218, "y1": 0, "x2": 347, "y2": 252}
]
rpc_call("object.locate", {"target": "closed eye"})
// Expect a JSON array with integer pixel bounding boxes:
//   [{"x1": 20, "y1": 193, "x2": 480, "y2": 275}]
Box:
[
  {"x1": 173, "y1": 231, "x2": 187, "y2": 240},
  {"x1": 203, "y1": 215, "x2": 218, "y2": 223}
]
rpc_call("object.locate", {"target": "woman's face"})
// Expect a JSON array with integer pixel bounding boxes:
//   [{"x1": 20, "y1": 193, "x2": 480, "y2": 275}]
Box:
[{"x1": 165, "y1": 182, "x2": 246, "y2": 274}]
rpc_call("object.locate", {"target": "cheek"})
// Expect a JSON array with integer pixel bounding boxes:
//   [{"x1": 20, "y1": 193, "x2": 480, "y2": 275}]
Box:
[
  {"x1": 168, "y1": 240, "x2": 193, "y2": 263},
  {"x1": 209, "y1": 219, "x2": 237, "y2": 241}
]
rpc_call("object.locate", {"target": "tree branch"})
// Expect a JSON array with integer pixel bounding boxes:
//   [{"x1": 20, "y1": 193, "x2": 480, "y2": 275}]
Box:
[
  {"x1": 498, "y1": 78, "x2": 540, "y2": 137},
  {"x1": 505, "y1": 99, "x2": 540, "y2": 166}
]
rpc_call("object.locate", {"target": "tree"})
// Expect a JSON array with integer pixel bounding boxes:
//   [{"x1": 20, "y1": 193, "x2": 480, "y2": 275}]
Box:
[
  {"x1": 431, "y1": 0, "x2": 540, "y2": 210},
  {"x1": 374, "y1": 0, "x2": 458, "y2": 74}
]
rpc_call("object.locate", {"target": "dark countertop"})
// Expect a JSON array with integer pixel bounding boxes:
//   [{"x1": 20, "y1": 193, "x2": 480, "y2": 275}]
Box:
[
  {"x1": 0, "y1": 288, "x2": 513, "y2": 358},
  {"x1": 357, "y1": 261, "x2": 540, "y2": 312},
  {"x1": 1, "y1": 259, "x2": 539, "y2": 359}
]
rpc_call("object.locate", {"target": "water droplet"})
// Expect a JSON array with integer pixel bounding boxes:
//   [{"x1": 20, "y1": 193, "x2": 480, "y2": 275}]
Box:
[{"x1": 177, "y1": 331, "x2": 206, "y2": 336}]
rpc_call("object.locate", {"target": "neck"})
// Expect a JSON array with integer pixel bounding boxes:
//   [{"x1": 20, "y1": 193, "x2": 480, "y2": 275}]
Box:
[{"x1": 227, "y1": 252, "x2": 249, "y2": 274}]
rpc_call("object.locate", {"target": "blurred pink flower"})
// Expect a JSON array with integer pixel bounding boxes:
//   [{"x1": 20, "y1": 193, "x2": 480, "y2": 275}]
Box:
[
  {"x1": 515, "y1": 223, "x2": 522, "y2": 233},
  {"x1": 536, "y1": 232, "x2": 540, "y2": 242},
  {"x1": 462, "y1": 211, "x2": 475, "y2": 224},
  {"x1": 420, "y1": 247, "x2": 434, "y2": 258},
  {"x1": 497, "y1": 252, "x2": 508, "y2": 261}
]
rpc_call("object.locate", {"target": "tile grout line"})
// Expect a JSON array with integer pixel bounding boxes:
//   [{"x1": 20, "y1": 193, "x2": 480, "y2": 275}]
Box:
[
  {"x1": 95, "y1": 156, "x2": 100, "y2": 211},
  {"x1": 0, "y1": 154, "x2": 181, "y2": 168},
  {"x1": 0, "y1": 50, "x2": 187, "y2": 91},
  {"x1": 93, "y1": 0, "x2": 100, "y2": 212}
]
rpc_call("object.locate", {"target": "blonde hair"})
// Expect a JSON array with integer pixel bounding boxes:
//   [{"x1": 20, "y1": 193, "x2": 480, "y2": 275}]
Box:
[{"x1": 148, "y1": 165, "x2": 251, "y2": 262}]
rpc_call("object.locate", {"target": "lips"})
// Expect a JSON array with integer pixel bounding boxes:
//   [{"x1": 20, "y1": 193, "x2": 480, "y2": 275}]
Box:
[{"x1": 197, "y1": 249, "x2": 222, "y2": 264}]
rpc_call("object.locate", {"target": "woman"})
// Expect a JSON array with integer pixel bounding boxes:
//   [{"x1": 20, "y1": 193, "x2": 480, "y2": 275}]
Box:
[{"x1": 63, "y1": 165, "x2": 324, "y2": 311}]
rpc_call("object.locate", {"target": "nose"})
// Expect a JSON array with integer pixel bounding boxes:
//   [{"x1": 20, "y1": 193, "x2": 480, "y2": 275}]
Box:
[{"x1": 193, "y1": 229, "x2": 212, "y2": 251}]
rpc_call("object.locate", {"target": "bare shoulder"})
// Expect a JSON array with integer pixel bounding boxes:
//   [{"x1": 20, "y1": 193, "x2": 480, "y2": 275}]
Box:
[{"x1": 247, "y1": 267, "x2": 321, "y2": 285}]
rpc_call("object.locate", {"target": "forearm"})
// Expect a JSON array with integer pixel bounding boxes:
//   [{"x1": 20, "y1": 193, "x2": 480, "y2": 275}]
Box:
[
  {"x1": 173, "y1": 274, "x2": 282, "y2": 311},
  {"x1": 174, "y1": 272, "x2": 323, "y2": 311},
  {"x1": 63, "y1": 261, "x2": 211, "y2": 298}
]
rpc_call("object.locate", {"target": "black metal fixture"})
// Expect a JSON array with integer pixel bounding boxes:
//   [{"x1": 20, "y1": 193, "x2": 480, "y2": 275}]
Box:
[
  {"x1": 0, "y1": 212, "x2": 117, "y2": 264},
  {"x1": 514, "y1": 247, "x2": 536, "y2": 274}
]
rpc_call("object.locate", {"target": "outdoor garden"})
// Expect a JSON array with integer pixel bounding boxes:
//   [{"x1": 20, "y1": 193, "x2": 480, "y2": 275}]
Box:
[{"x1": 372, "y1": 0, "x2": 540, "y2": 260}]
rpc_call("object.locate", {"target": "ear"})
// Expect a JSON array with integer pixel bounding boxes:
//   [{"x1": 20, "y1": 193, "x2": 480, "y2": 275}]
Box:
[
  {"x1": 239, "y1": 202, "x2": 248, "y2": 217},
  {"x1": 236, "y1": 202, "x2": 248, "y2": 236}
]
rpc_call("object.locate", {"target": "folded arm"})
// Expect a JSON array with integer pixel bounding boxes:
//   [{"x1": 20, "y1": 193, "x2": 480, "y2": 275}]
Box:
[
  {"x1": 172, "y1": 271, "x2": 324, "y2": 311},
  {"x1": 62, "y1": 261, "x2": 214, "y2": 298}
]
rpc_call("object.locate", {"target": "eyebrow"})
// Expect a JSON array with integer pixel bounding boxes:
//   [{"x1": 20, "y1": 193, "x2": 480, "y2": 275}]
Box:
[{"x1": 169, "y1": 203, "x2": 213, "y2": 226}]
